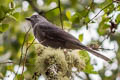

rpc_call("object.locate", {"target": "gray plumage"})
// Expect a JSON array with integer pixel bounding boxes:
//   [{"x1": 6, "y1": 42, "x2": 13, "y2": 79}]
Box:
[{"x1": 26, "y1": 15, "x2": 111, "y2": 62}]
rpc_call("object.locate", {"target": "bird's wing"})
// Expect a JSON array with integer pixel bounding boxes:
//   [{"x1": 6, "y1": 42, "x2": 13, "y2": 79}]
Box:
[{"x1": 35, "y1": 22, "x2": 80, "y2": 43}]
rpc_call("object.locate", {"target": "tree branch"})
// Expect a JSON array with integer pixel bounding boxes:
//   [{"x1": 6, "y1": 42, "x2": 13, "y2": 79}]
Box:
[
  {"x1": 58, "y1": 0, "x2": 63, "y2": 29},
  {"x1": 14, "y1": 26, "x2": 31, "y2": 80},
  {"x1": 26, "y1": 0, "x2": 44, "y2": 14},
  {"x1": 21, "y1": 38, "x2": 35, "y2": 77},
  {"x1": 88, "y1": 1, "x2": 114, "y2": 23}
]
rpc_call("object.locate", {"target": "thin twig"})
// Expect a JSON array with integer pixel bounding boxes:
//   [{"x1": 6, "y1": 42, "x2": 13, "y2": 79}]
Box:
[
  {"x1": 0, "y1": 61, "x2": 34, "y2": 66},
  {"x1": 0, "y1": 61, "x2": 14, "y2": 64},
  {"x1": 20, "y1": 27, "x2": 31, "y2": 68},
  {"x1": 27, "y1": 42, "x2": 39, "y2": 44},
  {"x1": 98, "y1": 3, "x2": 120, "y2": 47},
  {"x1": 45, "y1": 7, "x2": 58, "y2": 14},
  {"x1": 88, "y1": 1, "x2": 114, "y2": 23},
  {"x1": 27, "y1": 0, "x2": 44, "y2": 14},
  {"x1": 21, "y1": 38, "x2": 35, "y2": 77},
  {"x1": 14, "y1": 26, "x2": 31, "y2": 80},
  {"x1": 73, "y1": 72, "x2": 84, "y2": 80},
  {"x1": 58, "y1": 0, "x2": 63, "y2": 29},
  {"x1": 98, "y1": 48, "x2": 114, "y2": 51},
  {"x1": 27, "y1": 0, "x2": 59, "y2": 15},
  {"x1": 86, "y1": 73, "x2": 90, "y2": 80}
]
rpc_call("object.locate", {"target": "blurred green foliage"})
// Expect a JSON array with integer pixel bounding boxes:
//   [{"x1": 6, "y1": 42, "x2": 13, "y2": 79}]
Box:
[
  {"x1": 79, "y1": 50, "x2": 97, "y2": 74},
  {"x1": 0, "y1": 0, "x2": 120, "y2": 80}
]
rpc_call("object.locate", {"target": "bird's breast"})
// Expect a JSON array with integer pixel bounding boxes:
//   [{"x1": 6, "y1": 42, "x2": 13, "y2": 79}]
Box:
[{"x1": 33, "y1": 28, "x2": 46, "y2": 42}]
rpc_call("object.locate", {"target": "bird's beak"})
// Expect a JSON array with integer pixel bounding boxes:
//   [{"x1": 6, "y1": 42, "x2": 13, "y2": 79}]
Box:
[{"x1": 25, "y1": 17, "x2": 31, "y2": 21}]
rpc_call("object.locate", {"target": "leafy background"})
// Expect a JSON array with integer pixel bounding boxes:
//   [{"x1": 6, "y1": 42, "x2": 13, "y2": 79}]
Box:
[{"x1": 0, "y1": 0, "x2": 120, "y2": 80}]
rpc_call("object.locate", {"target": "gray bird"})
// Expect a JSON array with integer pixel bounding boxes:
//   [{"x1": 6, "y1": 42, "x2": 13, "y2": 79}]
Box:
[{"x1": 26, "y1": 15, "x2": 111, "y2": 62}]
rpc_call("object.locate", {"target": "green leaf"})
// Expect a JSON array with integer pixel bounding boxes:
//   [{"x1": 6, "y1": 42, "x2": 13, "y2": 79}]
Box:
[
  {"x1": 97, "y1": 17, "x2": 110, "y2": 36},
  {"x1": 0, "y1": 24, "x2": 9, "y2": 33},
  {"x1": 1, "y1": 5, "x2": 9, "y2": 13},
  {"x1": 104, "y1": 4, "x2": 114, "y2": 15},
  {"x1": 71, "y1": 13, "x2": 80, "y2": 23},
  {"x1": 66, "y1": 10, "x2": 71, "y2": 20},
  {"x1": 116, "y1": 14, "x2": 120, "y2": 24},
  {"x1": 84, "y1": 62, "x2": 97, "y2": 74},
  {"x1": 13, "y1": 12, "x2": 20, "y2": 19},
  {"x1": 7, "y1": 65, "x2": 13, "y2": 71},
  {"x1": 78, "y1": 34, "x2": 83, "y2": 42},
  {"x1": 16, "y1": 74, "x2": 24, "y2": 80},
  {"x1": 85, "y1": 16, "x2": 90, "y2": 23},
  {"x1": 79, "y1": 50, "x2": 90, "y2": 63},
  {"x1": 2, "y1": 15, "x2": 17, "y2": 24},
  {"x1": 79, "y1": 50, "x2": 97, "y2": 74},
  {"x1": 0, "y1": 10, "x2": 5, "y2": 19},
  {"x1": 70, "y1": 0, "x2": 77, "y2": 6},
  {"x1": 79, "y1": 9, "x2": 88, "y2": 17},
  {"x1": 0, "y1": 46, "x2": 4, "y2": 52},
  {"x1": 44, "y1": 0, "x2": 57, "y2": 5},
  {"x1": 63, "y1": 21, "x2": 72, "y2": 28},
  {"x1": 8, "y1": 0, "x2": 13, "y2": 3},
  {"x1": 8, "y1": 15, "x2": 17, "y2": 21},
  {"x1": 98, "y1": 23, "x2": 109, "y2": 36}
]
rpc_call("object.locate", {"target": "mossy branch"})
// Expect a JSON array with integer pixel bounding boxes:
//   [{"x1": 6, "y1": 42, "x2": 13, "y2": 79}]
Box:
[{"x1": 33, "y1": 45, "x2": 86, "y2": 80}]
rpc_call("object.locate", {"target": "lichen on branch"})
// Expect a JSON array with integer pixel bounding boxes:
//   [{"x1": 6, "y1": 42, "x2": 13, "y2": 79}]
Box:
[{"x1": 34, "y1": 45, "x2": 86, "y2": 80}]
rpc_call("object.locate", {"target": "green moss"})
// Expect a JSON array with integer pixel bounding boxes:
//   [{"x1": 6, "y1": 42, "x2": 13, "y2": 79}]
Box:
[{"x1": 35, "y1": 45, "x2": 86, "y2": 80}]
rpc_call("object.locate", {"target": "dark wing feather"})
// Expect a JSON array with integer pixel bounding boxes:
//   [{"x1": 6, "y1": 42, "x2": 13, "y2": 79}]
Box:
[{"x1": 36, "y1": 22, "x2": 80, "y2": 43}]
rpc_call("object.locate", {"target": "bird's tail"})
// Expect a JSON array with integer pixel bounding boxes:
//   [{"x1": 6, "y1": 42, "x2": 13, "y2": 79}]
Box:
[{"x1": 78, "y1": 43, "x2": 111, "y2": 62}]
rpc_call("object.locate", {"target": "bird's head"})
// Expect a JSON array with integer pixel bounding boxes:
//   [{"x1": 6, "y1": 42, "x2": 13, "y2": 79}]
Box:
[{"x1": 26, "y1": 15, "x2": 47, "y2": 27}]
